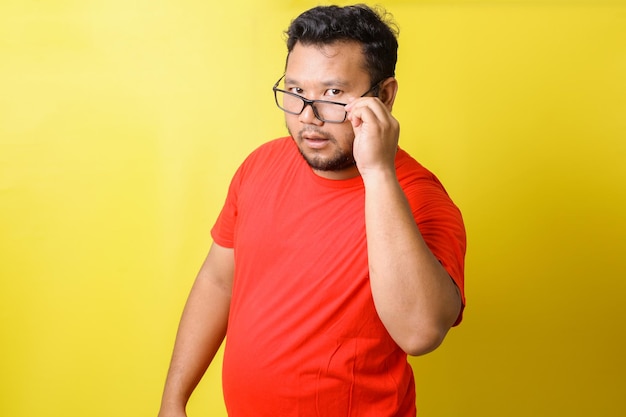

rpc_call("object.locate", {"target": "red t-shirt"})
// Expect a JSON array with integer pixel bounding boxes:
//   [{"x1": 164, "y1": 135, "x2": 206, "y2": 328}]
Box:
[{"x1": 211, "y1": 137, "x2": 466, "y2": 417}]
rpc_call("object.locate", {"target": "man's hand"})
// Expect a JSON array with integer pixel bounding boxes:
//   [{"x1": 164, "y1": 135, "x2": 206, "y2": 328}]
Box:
[{"x1": 346, "y1": 96, "x2": 400, "y2": 178}]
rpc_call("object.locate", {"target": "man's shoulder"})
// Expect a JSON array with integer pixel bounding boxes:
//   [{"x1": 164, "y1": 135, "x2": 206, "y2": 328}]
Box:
[
  {"x1": 234, "y1": 136, "x2": 297, "y2": 180},
  {"x1": 248, "y1": 136, "x2": 293, "y2": 158},
  {"x1": 395, "y1": 147, "x2": 451, "y2": 197},
  {"x1": 395, "y1": 148, "x2": 434, "y2": 179}
]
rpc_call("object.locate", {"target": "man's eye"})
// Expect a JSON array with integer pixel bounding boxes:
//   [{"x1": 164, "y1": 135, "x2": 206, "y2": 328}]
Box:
[
  {"x1": 326, "y1": 89, "x2": 342, "y2": 96},
  {"x1": 289, "y1": 87, "x2": 304, "y2": 95}
]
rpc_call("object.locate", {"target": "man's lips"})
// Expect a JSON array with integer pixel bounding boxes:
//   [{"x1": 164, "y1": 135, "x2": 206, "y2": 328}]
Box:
[{"x1": 301, "y1": 134, "x2": 330, "y2": 149}]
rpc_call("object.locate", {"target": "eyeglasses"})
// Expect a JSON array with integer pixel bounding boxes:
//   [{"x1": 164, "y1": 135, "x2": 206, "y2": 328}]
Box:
[{"x1": 272, "y1": 75, "x2": 384, "y2": 123}]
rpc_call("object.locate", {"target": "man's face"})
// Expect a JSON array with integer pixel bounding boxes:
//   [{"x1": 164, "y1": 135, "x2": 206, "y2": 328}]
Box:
[{"x1": 283, "y1": 41, "x2": 372, "y2": 180}]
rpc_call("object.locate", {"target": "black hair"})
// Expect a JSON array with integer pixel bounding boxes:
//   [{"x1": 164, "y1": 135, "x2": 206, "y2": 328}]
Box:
[{"x1": 285, "y1": 4, "x2": 399, "y2": 83}]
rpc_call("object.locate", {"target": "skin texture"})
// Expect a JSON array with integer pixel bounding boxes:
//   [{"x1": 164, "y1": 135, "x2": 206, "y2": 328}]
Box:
[{"x1": 157, "y1": 40, "x2": 462, "y2": 417}]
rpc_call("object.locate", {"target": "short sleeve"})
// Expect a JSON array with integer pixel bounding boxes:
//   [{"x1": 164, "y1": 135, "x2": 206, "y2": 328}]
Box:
[{"x1": 211, "y1": 166, "x2": 244, "y2": 249}]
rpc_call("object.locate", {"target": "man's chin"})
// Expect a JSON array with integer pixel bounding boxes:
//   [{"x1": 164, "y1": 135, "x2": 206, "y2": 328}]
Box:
[{"x1": 299, "y1": 148, "x2": 355, "y2": 172}]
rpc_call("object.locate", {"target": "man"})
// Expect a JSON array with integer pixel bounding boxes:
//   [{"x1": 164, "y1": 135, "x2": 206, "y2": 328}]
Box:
[{"x1": 158, "y1": 4, "x2": 466, "y2": 417}]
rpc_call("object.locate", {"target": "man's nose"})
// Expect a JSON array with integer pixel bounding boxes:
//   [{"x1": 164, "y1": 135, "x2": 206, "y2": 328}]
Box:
[{"x1": 298, "y1": 103, "x2": 323, "y2": 125}]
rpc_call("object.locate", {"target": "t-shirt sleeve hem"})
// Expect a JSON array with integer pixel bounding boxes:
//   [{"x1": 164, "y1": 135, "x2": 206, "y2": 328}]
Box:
[{"x1": 210, "y1": 227, "x2": 234, "y2": 249}]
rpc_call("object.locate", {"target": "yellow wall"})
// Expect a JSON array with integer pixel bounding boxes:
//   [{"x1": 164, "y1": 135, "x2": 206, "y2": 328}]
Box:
[{"x1": 1, "y1": 1, "x2": 624, "y2": 416}]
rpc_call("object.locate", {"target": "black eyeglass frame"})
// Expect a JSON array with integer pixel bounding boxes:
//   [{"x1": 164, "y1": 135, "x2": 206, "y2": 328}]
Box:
[{"x1": 272, "y1": 75, "x2": 387, "y2": 123}]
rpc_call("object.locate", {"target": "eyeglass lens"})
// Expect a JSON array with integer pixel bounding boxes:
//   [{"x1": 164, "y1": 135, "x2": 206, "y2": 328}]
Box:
[{"x1": 275, "y1": 91, "x2": 347, "y2": 123}]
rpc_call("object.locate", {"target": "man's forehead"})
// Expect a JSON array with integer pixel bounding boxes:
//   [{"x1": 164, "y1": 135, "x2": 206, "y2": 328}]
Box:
[{"x1": 284, "y1": 42, "x2": 368, "y2": 86}]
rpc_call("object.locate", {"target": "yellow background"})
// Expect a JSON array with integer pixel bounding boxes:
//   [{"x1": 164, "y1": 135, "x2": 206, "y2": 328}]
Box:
[{"x1": 1, "y1": 0, "x2": 624, "y2": 416}]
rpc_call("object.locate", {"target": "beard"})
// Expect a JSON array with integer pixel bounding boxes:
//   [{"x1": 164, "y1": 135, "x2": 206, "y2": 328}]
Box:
[{"x1": 289, "y1": 126, "x2": 356, "y2": 172}]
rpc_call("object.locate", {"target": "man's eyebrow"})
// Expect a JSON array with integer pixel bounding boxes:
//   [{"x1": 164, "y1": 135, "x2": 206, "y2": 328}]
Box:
[
  {"x1": 283, "y1": 77, "x2": 351, "y2": 88},
  {"x1": 322, "y1": 79, "x2": 351, "y2": 88},
  {"x1": 283, "y1": 76, "x2": 298, "y2": 86}
]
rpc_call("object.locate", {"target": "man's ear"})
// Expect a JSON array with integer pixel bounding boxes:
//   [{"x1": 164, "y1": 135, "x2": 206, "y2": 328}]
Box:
[{"x1": 379, "y1": 77, "x2": 399, "y2": 111}]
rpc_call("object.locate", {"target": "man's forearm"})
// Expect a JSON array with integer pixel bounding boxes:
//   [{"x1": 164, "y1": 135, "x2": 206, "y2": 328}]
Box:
[
  {"x1": 363, "y1": 169, "x2": 461, "y2": 356},
  {"x1": 158, "y1": 244, "x2": 234, "y2": 416}
]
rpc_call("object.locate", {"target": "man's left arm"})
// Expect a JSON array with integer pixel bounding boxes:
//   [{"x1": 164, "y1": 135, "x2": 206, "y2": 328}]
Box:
[{"x1": 347, "y1": 90, "x2": 462, "y2": 356}]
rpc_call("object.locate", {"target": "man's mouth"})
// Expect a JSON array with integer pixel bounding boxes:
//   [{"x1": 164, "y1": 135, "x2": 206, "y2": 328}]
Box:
[{"x1": 301, "y1": 132, "x2": 331, "y2": 149}]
